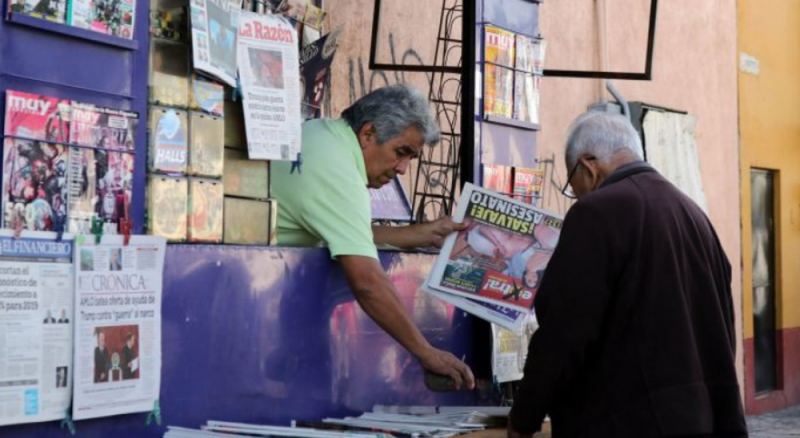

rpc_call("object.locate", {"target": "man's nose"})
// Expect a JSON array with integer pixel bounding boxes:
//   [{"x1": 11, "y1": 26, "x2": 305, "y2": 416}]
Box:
[{"x1": 395, "y1": 159, "x2": 410, "y2": 175}]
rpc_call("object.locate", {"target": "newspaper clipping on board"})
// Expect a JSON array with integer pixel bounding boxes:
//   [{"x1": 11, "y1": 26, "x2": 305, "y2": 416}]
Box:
[
  {"x1": 237, "y1": 11, "x2": 302, "y2": 161},
  {"x1": 0, "y1": 231, "x2": 74, "y2": 426},
  {"x1": 71, "y1": 235, "x2": 165, "y2": 421}
]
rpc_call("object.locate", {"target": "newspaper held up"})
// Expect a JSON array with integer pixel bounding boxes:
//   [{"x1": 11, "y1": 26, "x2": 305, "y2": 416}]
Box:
[
  {"x1": 72, "y1": 235, "x2": 166, "y2": 421},
  {"x1": 427, "y1": 183, "x2": 563, "y2": 313},
  {"x1": 237, "y1": 12, "x2": 302, "y2": 161},
  {"x1": 0, "y1": 231, "x2": 74, "y2": 426},
  {"x1": 190, "y1": 0, "x2": 240, "y2": 87}
]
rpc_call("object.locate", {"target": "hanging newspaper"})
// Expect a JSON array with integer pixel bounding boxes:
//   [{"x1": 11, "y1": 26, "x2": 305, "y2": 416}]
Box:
[
  {"x1": 0, "y1": 231, "x2": 74, "y2": 426},
  {"x1": 237, "y1": 11, "x2": 302, "y2": 161},
  {"x1": 72, "y1": 235, "x2": 166, "y2": 420},
  {"x1": 190, "y1": 0, "x2": 240, "y2": 87},
  {"x1": 427, "y1": 183, "x2": 562, "y2": 313},
  {"x1": 299, "y1": 28, "x2": 340, "y2": 120}
]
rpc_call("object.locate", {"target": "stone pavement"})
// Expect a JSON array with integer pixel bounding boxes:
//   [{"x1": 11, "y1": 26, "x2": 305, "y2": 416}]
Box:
[{"x1": 748, "y1": 405, "x2": 800, "y2": 437}]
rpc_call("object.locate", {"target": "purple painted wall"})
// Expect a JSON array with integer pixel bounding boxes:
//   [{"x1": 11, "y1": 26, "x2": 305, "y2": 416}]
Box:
[{"x1": 2, "y1": 247, "x2": 492, "y2": 438}]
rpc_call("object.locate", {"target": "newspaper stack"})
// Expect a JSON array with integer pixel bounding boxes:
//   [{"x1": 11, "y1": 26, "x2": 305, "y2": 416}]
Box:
[
  {"x1": 422, "y1": 183, "x2": 563, "y2": 332},
  {"x1": 164, "y1": 406, "x2": 509, "y2": 438}
]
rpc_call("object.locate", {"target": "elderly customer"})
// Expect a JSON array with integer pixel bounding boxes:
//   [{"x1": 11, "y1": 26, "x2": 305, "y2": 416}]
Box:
[
  {"x1": 507, "y1": 112, "x2": 747, "y2": 437},
  {"x1": 271, "y1": 84, "x2": 474, "y2": 389}
]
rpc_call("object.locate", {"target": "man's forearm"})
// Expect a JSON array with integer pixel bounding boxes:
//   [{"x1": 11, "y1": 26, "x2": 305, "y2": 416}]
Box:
[
  {"x1": 340, "y1": 256, "x2": 432, "y2": 358},
  {"x1": 372, "y1": 224, "x2": 427, "y2": 249}
]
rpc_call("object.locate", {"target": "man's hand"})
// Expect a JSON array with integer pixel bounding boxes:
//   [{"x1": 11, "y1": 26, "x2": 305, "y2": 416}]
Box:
[
  {"x1": 507, "y1": 419, "x2": 534, "y2": 438},
  {"x1": 417, "y1": 347, "x2": 475, "y2": 390},
  {"x1": 419, "y1": 217, "x2": 467, "y2": 248}
]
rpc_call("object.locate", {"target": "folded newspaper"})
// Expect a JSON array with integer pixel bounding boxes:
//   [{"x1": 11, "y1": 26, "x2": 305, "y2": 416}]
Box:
[{"x1": 423, "y1": 183, "x2": 563, "y2": 329}]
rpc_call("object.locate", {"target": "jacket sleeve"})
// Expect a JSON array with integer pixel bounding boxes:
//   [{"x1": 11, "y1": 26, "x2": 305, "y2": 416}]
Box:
[{"x1": 509, "y1": 202, "x2": 615, "y2": 433}]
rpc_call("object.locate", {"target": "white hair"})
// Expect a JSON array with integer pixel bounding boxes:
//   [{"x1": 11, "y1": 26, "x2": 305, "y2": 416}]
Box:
[{"x1": 565, "y1": 112, "x2": 644, "y2": 169}]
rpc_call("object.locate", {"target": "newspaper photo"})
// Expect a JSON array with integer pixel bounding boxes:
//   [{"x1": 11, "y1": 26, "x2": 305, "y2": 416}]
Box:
[
  {"x1": 72, "y1": 235, "x2": 166, "y2": 421},
  {"x1": 190, "y1": 0, "x2": 240, "y2": 87},
  {"x1": 237, "y1": 11, "x2": 302, "y2": 161},
  {"x1": 427, "y1": 183, "x2": 563, "y2": 313},
  {"x1": 0, "y1": 231, "x2": 74, "y2": 426}
]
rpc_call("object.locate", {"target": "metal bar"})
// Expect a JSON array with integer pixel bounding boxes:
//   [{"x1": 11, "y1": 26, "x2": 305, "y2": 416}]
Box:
[
  {"x1": 459, "y1": 0, "x2": 476, "y2": 188},
  {"x1": 644, "y1": 0, "x2": 659, "y2": 79}
]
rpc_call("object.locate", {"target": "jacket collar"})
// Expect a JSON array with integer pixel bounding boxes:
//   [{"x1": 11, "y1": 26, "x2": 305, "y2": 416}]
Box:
[{"x1": 599, "y1": 160, "x2": 656, "y2": 189}]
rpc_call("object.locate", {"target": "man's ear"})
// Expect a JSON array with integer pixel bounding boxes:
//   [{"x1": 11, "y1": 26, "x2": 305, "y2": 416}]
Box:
[
  {"x1": 358, "y1": 122, "x2": 377, "y2": 150},
  {"x1": 580, "y1": 156, "x2": 599, "y2": 179}
]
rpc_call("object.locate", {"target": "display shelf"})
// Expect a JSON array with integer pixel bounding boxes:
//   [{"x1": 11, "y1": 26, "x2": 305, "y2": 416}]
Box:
[{"x1": 8, "y1": 13, "x2": 139, "y2": 50}]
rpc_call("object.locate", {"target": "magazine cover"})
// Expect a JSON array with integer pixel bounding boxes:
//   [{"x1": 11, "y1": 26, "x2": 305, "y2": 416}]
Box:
[
  {"x1": 188, "y1": 178, "x2": 223, "y2": 243},
  {"x1": 427, "y1": 183, "x2": 563, "y2": 312},
  {"x1": 67, "y1": 147, "x2": 96, "y2": 233},
  {"x1": 70, "y1": 102, "x2": 138, "y2": 151},
  {"x1": 513, "y1": 166, "x2": 545, "y2": 206},
  {"x1": 482, "y1": 164, "x2": 513, "y2": 194},
  {"x1": 2, "y1": 139, "x2": 69, "y2": 231},
  {"x1": 299, "y1": 29, "x2": 340, "y2": 120},
  {"x1": 513, "y1": 72, "x2": 540, "y2": 124},
  {"x1": 190, "y1": 74, "x2": 224, "y2": 116},
  {"x1": 483, "y1": 64, "x2": 513, "y2": 118},
  {"x1": 149, "y1": 107, "x2": 188, "y2": 174},
  {"x1": 94, "y1": 150, "x2": 134, "y2": 232},
  {"x1": 4, "y1": 90, "x2": 71, "y2": 143},
  {"x1": 149, "y1": 39, "x2": 190, "y2": 108},
  {"x1": 68, "y1": 0, "x2": 136, "y2": 39},
  {"x1": 484, "y1": 26, "x2": 515, "y2": 67},
  {"x1": 147, "y1": 176, "x2": 188, "y2": 242},
  {"x1": 9, "y1": 0, "x2": 66, "y2": 22},
  {"x1": 188, "y1": 112, "x2": 224, "y2": 178},
  {"x1": 515, "y1": 35, "x2": 547, "y2": 74},
  {"x1": 190, "y1": 0, "x2": 239, "y2": 87}
]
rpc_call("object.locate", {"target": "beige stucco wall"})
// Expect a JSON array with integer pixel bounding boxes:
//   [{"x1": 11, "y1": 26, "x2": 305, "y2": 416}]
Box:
[{"x1": 324, "y1": 0, "x2": 744, "y2": 388}]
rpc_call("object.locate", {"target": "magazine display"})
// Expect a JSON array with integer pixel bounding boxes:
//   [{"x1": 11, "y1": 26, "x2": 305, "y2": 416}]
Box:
[
  {"x1": 513, "y1": 73, "x2": 540, "y2": 125},
  {"x1": 9, "y1": 0, "x2": 67, "y2": 22},
  {"x1": 483, "y1": 64, "x2": 513, "y2": 118},
  {"x1": 2, "y1": 139, "x2": 69, "y2": 232},
  {"x1": 513, "y1": 166, "x2": 544, "y2": 206},
  {"x1": 67, "y1": 147, "x2": 97, "y2": 232},
  {"x1": 188, "y1": 112, "x2": 224, "y2": 177},
  {"x1": 68, "y1": 0, "x2": 136, "y2": 39},
  {"x1": 237, "y1": 11, "x2": 302, "y2": 161},
  {"x1": 147, "y1": 176, "x2": 188, "y2": 242},
  {"x1": 94, "y1": 150, "x2": 134, "y2": 233},
  {"x1": 427, "y1": 183, "x2": 562, "y2": 313},
  {"x1": 149, "y1": 107, "x2": 189, "y2": 174},
  {"x1": 190, "y1": 0, "x2": 240, "y2": 87},
  {"x1": 187, "y1": 178, "x2": 223, "y2": 243},
  {"x1": 482, "y1": 164, "x2": 512, "y2": 194},
  {"x1": 484, "y1": 26, "x2": 514, "y2": 67},
  {"x1": 515, "y1": 35, "x2": 546, "y2": 75},
  {"x1": 70, "y1": 102, "x2": 138, "y2": 151},
  {"x1": 4, "y1": 90, "x2": 71, "y2": 143}
]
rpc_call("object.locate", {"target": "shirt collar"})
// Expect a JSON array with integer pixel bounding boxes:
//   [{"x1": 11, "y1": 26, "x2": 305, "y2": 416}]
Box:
[
  {"x1": 337, "y1": 119, "x2": 368, "y2": 186},
  {"x1": 599, "y1": 160, "x2": 656, "y2": 189}
]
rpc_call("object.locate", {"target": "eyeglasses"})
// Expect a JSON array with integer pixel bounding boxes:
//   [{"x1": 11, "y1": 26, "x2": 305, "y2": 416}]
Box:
[{"x1": 561, "y1": 157, "x2": 595, "y2": 199}]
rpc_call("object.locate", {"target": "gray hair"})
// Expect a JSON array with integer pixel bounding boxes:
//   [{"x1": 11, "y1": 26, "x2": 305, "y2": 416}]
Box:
[
  {"x1": 565, "y1": 112, "x2": 644, "y2": 169},
  {"x1": 341, "y1": 84, "x2": 440, "y2": 146}
]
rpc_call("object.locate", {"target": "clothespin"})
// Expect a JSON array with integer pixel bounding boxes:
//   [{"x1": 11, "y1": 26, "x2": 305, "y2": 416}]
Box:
[
  {"x1": 52, "y1": 215, "x2": 66, "y2": 243},
  {"x1": 60, "y1": 408, "x2": 76, "y2": 435},
  {"x1": 12, "y1": 215, "x2": 23, "y2": 239},
  {"x1": 90, "y1": 217, "x2": 104, "y2": 245},
  {"x1": 290, "y1": 152, "x2": 302, "y2": 175},
  {"x1": 146, "y1": 399, "x2": 162, "y2": 426},
  {"x1": 119, "y1": 218, "x2": 133, "y2": 246},
  {"x1": 232, "y1": 76, "x2": 243, "y2": 102}
]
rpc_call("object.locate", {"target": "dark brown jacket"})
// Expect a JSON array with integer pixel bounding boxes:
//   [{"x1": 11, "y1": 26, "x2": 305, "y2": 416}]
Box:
[{"x1": 510, "y1": 163, "x2": 747, "y2": 437}]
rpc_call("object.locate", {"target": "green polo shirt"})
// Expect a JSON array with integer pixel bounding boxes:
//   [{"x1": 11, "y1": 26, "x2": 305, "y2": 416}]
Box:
[{"x1": 271, "y1": 118, "x2": 378, "y2": 260}]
